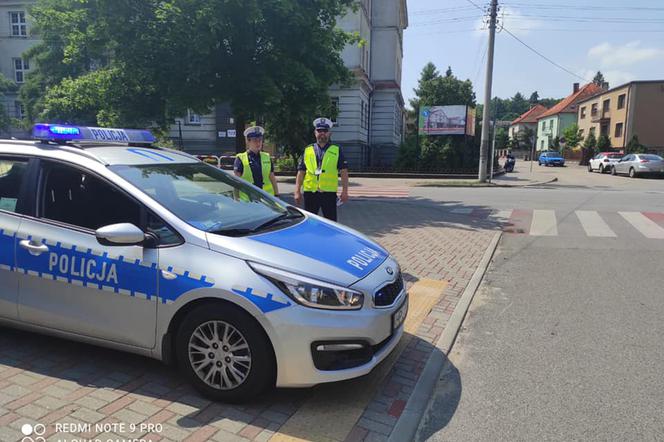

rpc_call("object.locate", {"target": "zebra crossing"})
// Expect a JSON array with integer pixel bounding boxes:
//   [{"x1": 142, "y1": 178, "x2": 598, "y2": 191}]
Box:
[{"x1": 456, "y1": 208, "x2": 664, "y2": 239}]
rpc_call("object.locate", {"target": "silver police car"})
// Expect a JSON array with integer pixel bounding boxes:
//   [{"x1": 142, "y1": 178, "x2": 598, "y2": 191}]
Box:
[{"x1": 0, "y1": 124, "x2": 407, "y2": 401}]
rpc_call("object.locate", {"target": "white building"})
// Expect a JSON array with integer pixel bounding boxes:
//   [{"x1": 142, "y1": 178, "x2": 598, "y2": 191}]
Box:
[{"x1": 0, "y1": 0, "x2": 37, "y2": 137}]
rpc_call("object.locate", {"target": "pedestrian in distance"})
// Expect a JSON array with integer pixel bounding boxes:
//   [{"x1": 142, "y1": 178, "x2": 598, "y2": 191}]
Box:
[
  {"x1": 294, "y1": 117, "x2": 349, "y2": 221},
  {"x1": 234, "y1": 126, "x2": 279, "y2": 197}
]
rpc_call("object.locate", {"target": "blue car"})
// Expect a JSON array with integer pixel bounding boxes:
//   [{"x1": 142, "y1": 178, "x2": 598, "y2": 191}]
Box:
[{"x1": 538, "y1": 151, "x2": 565, "y2": 167}]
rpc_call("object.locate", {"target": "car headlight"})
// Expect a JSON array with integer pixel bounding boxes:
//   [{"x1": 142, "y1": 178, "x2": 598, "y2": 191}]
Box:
[{"x1": 249, "y1": 262, "x2": 364, "y2": 310}]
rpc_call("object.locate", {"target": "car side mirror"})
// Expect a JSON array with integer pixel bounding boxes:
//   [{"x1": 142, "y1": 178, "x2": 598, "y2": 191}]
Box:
[{"x1": 96, "y1": 223, "x2": 147, "y2": 246}]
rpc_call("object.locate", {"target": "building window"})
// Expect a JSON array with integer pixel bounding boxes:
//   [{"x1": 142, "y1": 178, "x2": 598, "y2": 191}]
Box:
[
  {"x1": 13, "y1": 58, "x2": 29, "y2": 83},
  {"x1": 617, "y1": 94, "x2": 626, "y2": 110},
  {"x1": 14, "y1": 101, "x2": 24, "y2": 119},
  {"x1": 580, "y1": 107, "x2": 586, "y2": 119},
  {"x1": 330, "y1": 97, "x2": 339, "y2": 125},
  {"x1": 394, "y1": 105, "x2": 402, "y2": 137},
  {"x1": 591, "y1": 103, "x2": 598, "y2": 117},
  {"x1": 549, "y1": 120, "x2": 553, "y2": 130},
  {"x1": 602, "y1": 99, "x2": 610, "y2": 112},
  {"x1": 360, "y1": 100, "x2": 365, "y2": 130},
  {"x1": 589, "y1": 127, "x2": 596, "y2": 136},
  {"x1": 9, "y1": 11, "x2": 27, "y2": 37},
  {"x1": 615, "y1": 122, "x2": 623, "y2": 138},
  {"x1": 579, "y1": 129, "x2": 584, "y2": 138},
  {"x1": 186, "y1": 109, "x2": 201, "y2": 125}
]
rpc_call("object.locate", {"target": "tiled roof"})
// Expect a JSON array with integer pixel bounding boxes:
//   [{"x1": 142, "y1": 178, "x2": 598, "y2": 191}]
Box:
[
  {"x1": 537, "y1": 83, "x2": 604, "y2": 119},
  {"x1": 511, "y1": 104, "x2": 548, "y2": 125}
]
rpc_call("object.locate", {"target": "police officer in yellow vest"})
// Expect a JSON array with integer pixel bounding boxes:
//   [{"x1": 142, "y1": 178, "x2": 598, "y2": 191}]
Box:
[
  {"x1": 294, "y1": 117, "x2": 349, "y2": 221},
  {"x1": 233, "y1": 126, "x2": 279, "y2": 197}
]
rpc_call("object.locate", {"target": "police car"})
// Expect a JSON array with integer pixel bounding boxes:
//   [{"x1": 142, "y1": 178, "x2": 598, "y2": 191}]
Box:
[{"x1": 0, "y1": 124, "x2": 407, "y2": 401}]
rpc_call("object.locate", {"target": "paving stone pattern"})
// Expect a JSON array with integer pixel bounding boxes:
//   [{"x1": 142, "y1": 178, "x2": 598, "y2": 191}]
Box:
[{"x1": 0, "y1": 199, "x2": 495, "y2": 442}]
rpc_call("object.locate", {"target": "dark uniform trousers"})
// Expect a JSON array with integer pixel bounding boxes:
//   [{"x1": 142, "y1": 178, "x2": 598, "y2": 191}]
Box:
[{"x1": 303, "y1": 191, "x2": 337, "y2": 222}]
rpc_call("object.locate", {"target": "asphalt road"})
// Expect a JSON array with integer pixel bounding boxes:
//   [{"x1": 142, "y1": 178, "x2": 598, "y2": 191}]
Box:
[{"x1": 417, "y1": 165, "x2": 664, "y2": 441}]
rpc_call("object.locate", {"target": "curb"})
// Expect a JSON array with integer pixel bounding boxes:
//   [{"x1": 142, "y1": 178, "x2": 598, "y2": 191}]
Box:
[
  {"x1": 388, "y1": 231, "x2": 502, "y2": 442},
  {"x1": 491, "y1": 177, "x2": 558, "y2": 188}
]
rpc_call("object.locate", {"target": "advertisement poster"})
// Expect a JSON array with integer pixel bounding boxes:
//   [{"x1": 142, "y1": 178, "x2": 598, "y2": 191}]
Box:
[{"x1": 419, "y1": 105, "x2": 474, "y2": 136}]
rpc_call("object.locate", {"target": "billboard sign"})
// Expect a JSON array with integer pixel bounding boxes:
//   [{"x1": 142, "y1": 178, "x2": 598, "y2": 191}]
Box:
[{"x1": 419, "y1": 105, "x2": 475, "y2": 136}]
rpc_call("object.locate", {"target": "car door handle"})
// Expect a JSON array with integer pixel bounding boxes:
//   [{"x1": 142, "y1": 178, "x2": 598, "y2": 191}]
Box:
[
  {"x1": 161, "y1": 270, "x2": 177, "y2": 280},
  {"x1": 19, "y1": 240, "x2": 49, "y2": 256}
]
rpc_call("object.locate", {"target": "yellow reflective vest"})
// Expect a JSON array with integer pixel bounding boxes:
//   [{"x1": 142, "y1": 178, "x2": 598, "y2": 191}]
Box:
[
  {"x1": 237, "y1": 151, "x2": 274, "y2": 195},
  {"x1": 302, "y1": 144, "x2": 339, "y2": 192}
]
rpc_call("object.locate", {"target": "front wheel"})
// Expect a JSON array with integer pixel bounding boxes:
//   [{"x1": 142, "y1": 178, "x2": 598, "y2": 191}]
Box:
[
  {"x1": 175, "y1": 303, "x2": 274, "y2": 402},
  {"x1": 588, "y1": 163, "x2": 593, "y2": 172},
  {"x1": 599, "y1": 165, "x2": 604, "y2": 174},
  {"x1": 629, "y1": 168, "x2": 637, "y2": 178},
  {"x1": 611, "y1": 166, "x2": 617, "y2": 175}
]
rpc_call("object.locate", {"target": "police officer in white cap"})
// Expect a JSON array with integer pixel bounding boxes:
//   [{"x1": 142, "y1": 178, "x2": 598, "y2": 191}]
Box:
[
  {"x1": 294, "y1": 117, "x2": 348, "y2": 221},
  {"x1": 234, "y1": 126, "x2": 279, "y2": 196}
]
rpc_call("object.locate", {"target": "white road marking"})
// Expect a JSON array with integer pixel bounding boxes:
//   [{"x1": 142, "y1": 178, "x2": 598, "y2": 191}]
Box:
[
  {"x1": 619, "y1": 212, "x2": 664, "y2": 239},
  {"x1": 576, "y1": 211, "x2": 616, "y2": 237},
  {"x1": 530, "y1": 210, "x2": 558, "y2": 236}
]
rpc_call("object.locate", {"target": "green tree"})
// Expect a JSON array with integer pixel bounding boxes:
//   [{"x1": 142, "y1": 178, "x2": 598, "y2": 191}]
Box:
[
  {"x1": 562, "y1": 123, "x2": 582, "y2": 150},
  {"x1": 0, "y1": 74, "x2": 16, "y2": 133},
  {"x1": 529, "y1": 91, "x2": 539, "y2": 105},
  {"x1": 596, "y1": 134, "x2": 611, "y2": 150},
  {"x1": 23, "y1": 0, "x2": 355, "y2": 152},
  {"x1": 580, "y1": 132, "x2": 597, "y2": 165},
  {"x1": 495, "y1": 127, "x2": 509, "y2": 150},
  {"x1": 516, "y1": 127, "x2": 535, "y2": 150},
  {"x1": 593, "y1": 71, "x2": 606, "y2": 86},
  {"x1": 510, "y1": 92, "x2": 529, "y2": 118},
  {"x1": 626, "y1": 134, "x2": 647, "y2": 154}
]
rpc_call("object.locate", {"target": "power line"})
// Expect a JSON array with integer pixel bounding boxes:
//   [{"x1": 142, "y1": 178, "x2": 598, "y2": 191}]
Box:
[{"x1": 501, "y1": 27, "x2": 589, "y2": 82}]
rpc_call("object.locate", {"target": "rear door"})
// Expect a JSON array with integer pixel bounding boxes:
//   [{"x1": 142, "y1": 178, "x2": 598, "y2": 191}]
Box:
[
  {"x1": 15, "y1": 160, "x2": 160, "y2": 348},
  {"x1": 0, "y1": 156, "x2": 33, "y2": 320}
]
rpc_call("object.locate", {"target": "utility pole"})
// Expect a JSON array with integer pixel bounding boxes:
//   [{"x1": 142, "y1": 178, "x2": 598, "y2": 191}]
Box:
[{"x1": 478, "y1": 0, "x2": 499, "y2": 182}]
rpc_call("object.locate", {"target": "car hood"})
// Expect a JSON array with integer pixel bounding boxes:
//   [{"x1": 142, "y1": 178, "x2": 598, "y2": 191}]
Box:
[{"x1": 205, "y1": 214, "x2": 389, "y2": 286}]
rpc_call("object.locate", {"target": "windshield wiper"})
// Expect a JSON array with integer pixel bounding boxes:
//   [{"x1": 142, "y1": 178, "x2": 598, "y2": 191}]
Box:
[{"x1": 250, "y1": 210, "x2": 303, "y2": 233}]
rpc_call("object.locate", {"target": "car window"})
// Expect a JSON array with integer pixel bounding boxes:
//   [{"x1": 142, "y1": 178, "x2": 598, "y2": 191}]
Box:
[
  {"x1": 40, "y1": 162, "x2": 142, "y2": 231},
  {"x1": 607, "y1": 154, "x2": 622, "y2": 159},
  {"x1": 640, "y1": 154, "x2": 663, "y2": 161},
  {"x1": 0, "y1": 158, "x2": 29, "y2": 214},
  {"x1": 111, "y1": 162, "x2": 296, "y2": 235}
]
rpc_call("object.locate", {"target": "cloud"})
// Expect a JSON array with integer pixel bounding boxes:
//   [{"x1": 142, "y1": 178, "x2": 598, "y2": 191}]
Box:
[{"x1": 588, "y1": 41, "x2": 664, "y2": 68}]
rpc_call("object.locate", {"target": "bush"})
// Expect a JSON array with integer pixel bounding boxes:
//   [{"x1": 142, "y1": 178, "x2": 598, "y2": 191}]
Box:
[{"x1": 274, "y1": 155, "x2": 298, "y2": 172}]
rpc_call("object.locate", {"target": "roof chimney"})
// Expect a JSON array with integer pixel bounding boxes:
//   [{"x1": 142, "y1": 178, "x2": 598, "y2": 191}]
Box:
[
  {"x1": 602, "y1": 81, "x2": 609, "y2": 90},
  {"x1": 573, "y1": 83, "x2": 580, "y2": 93}
]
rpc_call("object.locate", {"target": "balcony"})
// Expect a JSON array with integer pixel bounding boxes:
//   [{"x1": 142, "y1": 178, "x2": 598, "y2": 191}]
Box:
[{"x1": 591, "y1": 110, "x2": 610, "y2": 122}]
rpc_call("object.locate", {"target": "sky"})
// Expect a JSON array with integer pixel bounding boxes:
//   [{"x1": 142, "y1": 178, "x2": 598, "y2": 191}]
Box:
[{"x1": 402, "y1": 0, "x2": 664, "y2": 107}]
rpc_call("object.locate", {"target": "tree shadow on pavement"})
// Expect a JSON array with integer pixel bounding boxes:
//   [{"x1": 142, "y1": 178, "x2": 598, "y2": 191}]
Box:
[{"x1": 415, "y1": 356, "x2": 462, "y2": 441}]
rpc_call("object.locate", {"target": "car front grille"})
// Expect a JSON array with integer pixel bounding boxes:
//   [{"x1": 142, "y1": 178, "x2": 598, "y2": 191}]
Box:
[{"x1": 374, "y1": 273, "x2": 404, "y2": 307}]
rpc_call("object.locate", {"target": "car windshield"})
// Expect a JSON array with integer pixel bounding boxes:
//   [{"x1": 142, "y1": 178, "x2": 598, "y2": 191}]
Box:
[
  {"x1": 640, "y1": 154, "x2": 663, "y2": 161},
  {"x1": 546, "y1": 152, "x2": 561, "y2": 157},
  {"x1": 607, "y1": 154, "x2": 623, "y2": 159},
  {"x1": 110, "y1": 162, "x2": 302, "y2": 236}
]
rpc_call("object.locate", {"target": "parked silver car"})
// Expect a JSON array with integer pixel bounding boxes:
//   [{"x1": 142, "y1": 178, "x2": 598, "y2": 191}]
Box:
[{"x1": 610, "y1": 154, "x2": 664, "y2": 178}]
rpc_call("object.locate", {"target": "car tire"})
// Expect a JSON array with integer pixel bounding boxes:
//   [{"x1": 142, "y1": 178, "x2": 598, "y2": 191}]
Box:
[
  {"x1": 629, "y1": 167, "x2": 637, "y2": 178},
  {"x1": 599, "y1": 165, "x2": 604, "y2": 174},
  {"x1": 538, "y1": 162, "x2": 542, "y2": 166},
  {"x1": 175, "y1": 303, "x2": 274, "y2": 402},
  {"x1": 588, "y1": 164, "x2": 593, "y2": 172},
  {"x1": 611, "y1": 166, "x2": 617, "y2": 175}
]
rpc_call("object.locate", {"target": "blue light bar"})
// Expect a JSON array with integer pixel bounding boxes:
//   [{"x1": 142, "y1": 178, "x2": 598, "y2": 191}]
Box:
[{"x1": 32, "y1": 124, "x2": 156, "y2": 144}]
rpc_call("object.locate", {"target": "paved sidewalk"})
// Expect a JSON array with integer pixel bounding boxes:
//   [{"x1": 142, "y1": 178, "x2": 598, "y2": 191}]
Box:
[{"x1": 0, "y1": 200, "x2": 500, "y2": 442}]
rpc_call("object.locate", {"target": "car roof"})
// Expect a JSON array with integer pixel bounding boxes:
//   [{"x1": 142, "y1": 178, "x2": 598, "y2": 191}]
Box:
[{"x1": 0, "y1": 139, "x2": 199, "y2": 166}]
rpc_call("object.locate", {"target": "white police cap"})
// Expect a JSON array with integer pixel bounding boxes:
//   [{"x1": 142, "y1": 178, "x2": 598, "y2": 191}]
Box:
[
  {"x1": 313, "y1": 117, "x2": 333, "y2": 130},
  {"x1": 243, "y1": 126, "x2": 265, "y2": 138}
]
